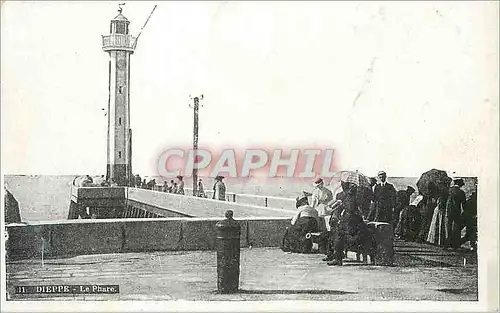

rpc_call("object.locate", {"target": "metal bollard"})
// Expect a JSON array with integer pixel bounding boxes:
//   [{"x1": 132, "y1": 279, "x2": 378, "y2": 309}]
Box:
[
  {"x1": 367, "y1": 222, "x2": 394, "y2": 266},
  {"x1": 215, "y1": 210, "x2": 241, "y2": 293}
]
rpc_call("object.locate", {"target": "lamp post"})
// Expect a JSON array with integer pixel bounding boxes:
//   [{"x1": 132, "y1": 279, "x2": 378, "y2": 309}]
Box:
[{"x1": 190, "y1": 94, "x2": 204, "y2": 196}]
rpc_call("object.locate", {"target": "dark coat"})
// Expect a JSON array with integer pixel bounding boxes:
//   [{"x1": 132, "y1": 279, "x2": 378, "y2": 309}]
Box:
[
  {"x1": 374, "y1": 182, "x2": 397, "y2": 210},
  {"x1": 357, "y1": 186, "x2": 375, "y2": 215},
  {"x1": 395, "y1": 190, "x2": 411, "y2": 210},
  {"x1": 447, "y1": 186, "x2": 466, "y2": 221}
]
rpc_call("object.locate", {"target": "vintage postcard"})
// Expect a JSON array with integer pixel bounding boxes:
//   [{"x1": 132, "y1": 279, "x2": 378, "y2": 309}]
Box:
[{"x1": 1, "y1": 1, "x2": 498, "y2": 312}]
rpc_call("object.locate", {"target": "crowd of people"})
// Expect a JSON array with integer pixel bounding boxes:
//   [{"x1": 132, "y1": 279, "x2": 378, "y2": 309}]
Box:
[
  {"x1": 132, "y1": 174, "x2": 228, "y2": 201},
  {"x1": 281, "y1": 171, "x2": 478, "y2": 266},
  {"x1": 132, "y1": 174, "x2": 185, "y2": 194},
  {"x1": 72, "y1": 173, "x2": 229, "y2": 202}
]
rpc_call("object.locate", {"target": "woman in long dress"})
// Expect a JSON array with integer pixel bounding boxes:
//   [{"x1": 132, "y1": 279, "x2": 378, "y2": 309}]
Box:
[
  {"x1": 426, "y1": 194, "x2": 449, "y2": 246},
  {"x1": 417, "y1": 196, "x2": 436, "y2": 243},
  {"x1": 281, "y1": 193, "x2": 319, "y2": 253}
]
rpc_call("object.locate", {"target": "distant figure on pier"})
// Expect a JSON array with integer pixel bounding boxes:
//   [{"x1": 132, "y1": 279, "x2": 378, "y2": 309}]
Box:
[
  {"x1": 79, "y1": 175, "x2": 94, "y2": 187},
  {"x1": 135, "y1": 174, "x2": 142, "y2": 188},
  {"x1": 141, "y1": 179, "x2": 147, "y2": 189},
  {"x1": 72, "y1": 175, "x2": 94, "y2": 187},
  {"x1": 176, "y1": 175, "x2": 185, "y2": 195},
  {"x1": 171, "y1": 181, "x2": 177, "y2": 193},
  {"x1": 213, "y1": 176, "x2": 226, "y2": 201},
  {"x1": 4, "y1": 187, "x2": 22, "y2": 224},
  {"x1": 147, "y1": 178, "x2": 156, "y2": 190},
  {"x1": 162, "y1": 180, "x2": 169, "y2": 192},
  {"x1": 197, "y1": 179, "x2": 207, "y2": 197}
]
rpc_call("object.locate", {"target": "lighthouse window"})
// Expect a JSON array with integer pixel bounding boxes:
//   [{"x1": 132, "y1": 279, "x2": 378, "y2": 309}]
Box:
[
  {"x1": 116, "y1": 22, "x2": 126, "y2": 34},
  {"x1": 119, "y1": 118, "x2": 122, "y2": 126},
  {"x1": 119, "y1": 151, "x2": 122, "y2": 159},
  {"x1": 118, "y1": 86, "x2": 123, "y2": 94}
]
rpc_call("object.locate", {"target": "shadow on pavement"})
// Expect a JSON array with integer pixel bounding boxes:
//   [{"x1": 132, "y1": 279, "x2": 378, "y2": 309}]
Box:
[
  {"x1": 436, "y1": 288, "x2": 473, "y2": 295},
  {"x1": 237, "y1": 289, "x2": 357, "y2": 295}
]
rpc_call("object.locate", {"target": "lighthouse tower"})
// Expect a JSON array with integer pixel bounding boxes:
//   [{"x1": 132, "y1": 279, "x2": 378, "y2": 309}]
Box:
[{"x1": 102, "y1": 5, "x2": 135, "y2": 186}]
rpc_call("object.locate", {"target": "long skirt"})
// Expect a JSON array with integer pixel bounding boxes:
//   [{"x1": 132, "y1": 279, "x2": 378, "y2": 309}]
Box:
[
  {"x1": 418, "y1": 203, "x2": 435, "y2": 242},
  {"x1": 281, "y1": 217, "x2": 319, "y2": 253},
  {"x1": 426, "y1": 206, "x2": 448, "y2": 246}
]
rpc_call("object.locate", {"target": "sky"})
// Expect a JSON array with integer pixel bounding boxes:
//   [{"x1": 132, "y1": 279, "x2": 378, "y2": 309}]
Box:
[{"x1": 1, "y1": 1, "x2": 498, "y2": 177}]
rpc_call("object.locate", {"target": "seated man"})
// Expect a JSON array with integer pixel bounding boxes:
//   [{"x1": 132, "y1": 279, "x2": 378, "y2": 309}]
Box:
[
  {"x1": 326, "y1": 183, "x2": 375, "y2": 266},
  {"x1": 281, "y1": 192, "x2": 319, "y2": 253}
]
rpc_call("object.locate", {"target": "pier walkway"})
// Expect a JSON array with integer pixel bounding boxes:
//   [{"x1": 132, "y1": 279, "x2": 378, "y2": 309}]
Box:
[{"x1": 6, "y1": 240, "x2": 477, "y2": 301}]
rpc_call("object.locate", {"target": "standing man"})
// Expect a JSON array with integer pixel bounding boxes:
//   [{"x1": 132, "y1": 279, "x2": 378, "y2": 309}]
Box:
[
  {"x1": 310, "y1": 178, "x2": 334, "y2": 218},
  {"x1": 446, "y1": 178, "x2": 466, "y2": 249},
  {"x1": 213, "y1": 176, "x2": 226, "y2": 201},
  {"x1": 176, "y1": 176, "x2": 185, "y2": 195},
  {"x1": 373, "y1": 171, "x2": 396, "y2": 223}
]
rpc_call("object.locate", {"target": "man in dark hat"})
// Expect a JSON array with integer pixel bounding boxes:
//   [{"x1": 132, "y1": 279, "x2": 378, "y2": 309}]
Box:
[
  {"x1": 373, "y1": 171, "x2": 396, "y2": 223},
  {"x1": 213, "y1": 175, "x2": 226, "y2": 201},
  {"x1": 446, "y1": 178, "x2": 466, "y2": 249}
]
